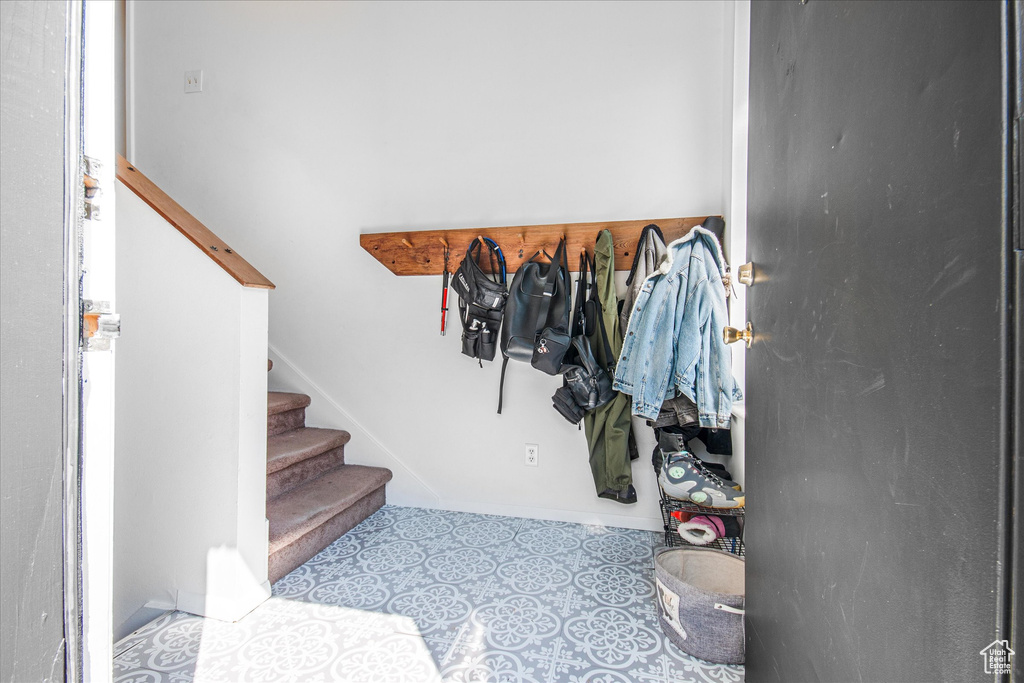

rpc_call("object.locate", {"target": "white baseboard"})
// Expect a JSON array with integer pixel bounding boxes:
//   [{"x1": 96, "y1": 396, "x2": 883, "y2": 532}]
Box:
[
  {"x1": 114, "y1": 604, "x2": 172, "y2": 645},
  {"x1": 175, "y1": 579, "x2": 270, "y2": 624},
  {"x1": 416, "y1": 499, "x2": 665, "y2": 532}
]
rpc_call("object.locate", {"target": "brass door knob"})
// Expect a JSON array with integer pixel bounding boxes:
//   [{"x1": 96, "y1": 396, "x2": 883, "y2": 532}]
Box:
[
  {"x1": 737, "y1": 262, "x2": 754, "y2": 287},
  {"x1": 723, "y1": 322, "x2": 754, "y2": 348}
]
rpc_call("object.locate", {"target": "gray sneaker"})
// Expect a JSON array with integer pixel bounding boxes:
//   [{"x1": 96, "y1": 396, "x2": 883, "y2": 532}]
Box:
[
  {"x1": 659, "y1": 451, "x2": 745, "y2": 509},
  {"x1": 686, "y1": 454, "x2": 742, "y2": 491},
  {"x1": 657, "y1": 432, "x2": 741, "y2": 490}
]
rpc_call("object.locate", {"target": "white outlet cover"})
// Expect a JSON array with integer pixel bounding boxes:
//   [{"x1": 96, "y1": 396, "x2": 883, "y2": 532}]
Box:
[
  {"x1": 184, "y1": 70, "x2": 203, "y2": 93},
  {"x1": 525, "y1": 443, "x2": 539, "y2": 467}
]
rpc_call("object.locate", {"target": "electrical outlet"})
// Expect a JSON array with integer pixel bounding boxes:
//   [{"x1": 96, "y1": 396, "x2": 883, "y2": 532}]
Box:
[
  {"x1": 525, "y1": 443, "x2": 539, "y2": 467},
  {"x1": 184, "y1": 70, "x2": 203, "y2": 93}
]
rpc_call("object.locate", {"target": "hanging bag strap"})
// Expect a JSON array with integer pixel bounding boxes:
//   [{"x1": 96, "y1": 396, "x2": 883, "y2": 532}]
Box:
[
  {"x1": 571, "y1": 250, "x2": 589, "y2": 338},
  {"x1": 587, "y1": 251, "x2": 615, "y2": 372},
  {"x1": 558, "y1": 238, "x2": 571, "y2": 325},
  {"x1": 498, "y1": 355, "x2": 509, "y2": 413},
  {"x1": 530, "y1": 237, "x2": 568, "y2": 336},
  {"x1": 456, "y1": 239, "x2": 482, "y2": 333},
  {"x1": 467, "y1": 237, "x2": 483, "y2": 271},
  {"x1": 468, "y1": 237, "x2": 505, "y2": 286},
  {"x1": 481, "y1": 236, "x2": 506, "y2": 284}
]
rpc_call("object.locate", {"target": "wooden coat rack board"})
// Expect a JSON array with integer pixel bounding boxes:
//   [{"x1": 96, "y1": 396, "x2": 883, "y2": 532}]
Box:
[{"x1": 360, "y1": 216, "x2": 720, "y2": 276}]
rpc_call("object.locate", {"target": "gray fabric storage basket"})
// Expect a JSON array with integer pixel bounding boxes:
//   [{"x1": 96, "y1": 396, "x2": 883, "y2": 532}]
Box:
[{"x1": 654, "y1": 547, "x2": 745, "y2": 664}]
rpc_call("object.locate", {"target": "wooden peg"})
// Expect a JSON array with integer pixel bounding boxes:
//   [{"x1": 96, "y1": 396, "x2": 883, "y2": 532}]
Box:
[
  {"x1": 477, "y1": 235, "x2": 486, "y2": 246},
  {"x1": 402, "y1": 238, "x2": 414, "y2": 248},
  {"x1": 439, "y1": 237, "x2": 449, "y2": 248}
]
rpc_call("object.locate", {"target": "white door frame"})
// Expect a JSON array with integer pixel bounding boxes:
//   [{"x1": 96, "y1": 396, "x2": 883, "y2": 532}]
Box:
[{"x1": 71, "y1": 1, "x2": 117, "y2": 680}]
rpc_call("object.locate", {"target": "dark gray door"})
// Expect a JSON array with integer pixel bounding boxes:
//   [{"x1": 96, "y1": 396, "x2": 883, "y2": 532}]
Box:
[
  {"x1": 0, "y1": 1, "x2": 79, "y2": 681},
  {"x1": 745, "y1": 2, "x2": 1016, "y2": 681}
]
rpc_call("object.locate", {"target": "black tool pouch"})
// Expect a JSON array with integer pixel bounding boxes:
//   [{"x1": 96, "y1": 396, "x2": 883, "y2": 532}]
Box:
[
  {"x1": 452, "y1": 239, "x2": 507, "y2": 363},
  {"x1": 461, "y1": 324, "x2": 482, "y2": 359},
  {"x1": 478, "y1": 325, "x2": 497, "y2": 361},
  {"x1": 462, "y1": 321, "x2": 498, "y2": 361}
]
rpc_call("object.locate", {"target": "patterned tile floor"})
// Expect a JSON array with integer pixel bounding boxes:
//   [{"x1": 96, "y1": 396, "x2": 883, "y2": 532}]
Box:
[{"x1": 114, "y1": 506, "x2": 744, "y2": 682}]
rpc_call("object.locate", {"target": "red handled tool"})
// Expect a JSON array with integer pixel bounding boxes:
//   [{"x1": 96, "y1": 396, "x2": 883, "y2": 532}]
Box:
[{"x1": 440, "y1": 238, "x2": 450, "y2": 335}]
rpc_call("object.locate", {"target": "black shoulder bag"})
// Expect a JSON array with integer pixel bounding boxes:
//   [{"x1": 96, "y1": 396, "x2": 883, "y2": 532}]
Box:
[{"x1": 552, "y1": 252, "x2": 614, "y2": 424}]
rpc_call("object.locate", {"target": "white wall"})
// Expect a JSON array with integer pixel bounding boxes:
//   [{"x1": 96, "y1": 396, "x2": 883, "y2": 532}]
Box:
[
  {"x1": 113, "y1": 183, "x2": 270, "y2": 640},
  {"x1": 115, "y1": 0, "x2": 126, "y2": 157},
  {"x1": 129, "y1": 0, "x2": 737, "y2": 530}
]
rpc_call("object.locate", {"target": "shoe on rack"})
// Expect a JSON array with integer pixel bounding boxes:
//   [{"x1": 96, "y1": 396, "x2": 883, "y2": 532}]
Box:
[
  {"x1": 666, "y1": 450, "x2": 742, "y2": 491},
  {"x1": 657, "y1": 431, "x2": 741, "y2": 490},
  {"x1": 681, "y1": 452, "x2": 740, "y2": 491},
  {"x1": 659, "y1": 451, "x2": 745, "y2": 509},
  {"x1": 695, "y1": 461, "x2": 741, "y2": 491}
]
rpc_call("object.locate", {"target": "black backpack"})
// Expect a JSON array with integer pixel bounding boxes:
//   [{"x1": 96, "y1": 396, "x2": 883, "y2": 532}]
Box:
[
  {"x1": 500, "y1": 237, "x2": 570, "y2": 362},
  {"x1": 497, "y1": 238, "x2": 571, "y2": 413},
  {"x1": 451, "y1": 237, "x2": 507, "y2": 363}
]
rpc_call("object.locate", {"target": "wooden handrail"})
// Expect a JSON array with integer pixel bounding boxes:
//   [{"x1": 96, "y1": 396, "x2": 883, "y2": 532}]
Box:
[
  {"x1": 115, "y1": 156, "x2": 275, "y2": 289},
  {"x1": 360, "y1": 216, "x2": 718, "y2": 276}
]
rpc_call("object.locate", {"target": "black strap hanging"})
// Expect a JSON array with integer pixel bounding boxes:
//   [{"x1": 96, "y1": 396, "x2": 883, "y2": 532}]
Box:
[{"x1": 571, "y1": 250, "x2": 590, "y2": 338}]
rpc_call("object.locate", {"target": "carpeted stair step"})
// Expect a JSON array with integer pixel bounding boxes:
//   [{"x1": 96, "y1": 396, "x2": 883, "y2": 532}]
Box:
[
  {"x1": 267, "y1": 427, "x2": 350, "y2": 500},
  {"x1": 267, "y1": 391, "x2": 311, "y2": 436},
  {"x1": 267, "y1": 464, "x2": 393, "y2": 583}
]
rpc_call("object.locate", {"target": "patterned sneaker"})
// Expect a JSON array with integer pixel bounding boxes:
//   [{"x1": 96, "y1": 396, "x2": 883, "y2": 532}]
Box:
[
  {"x1": 657, "y1": 431, "x2": 741, "y2": 490},
  {"x1": 694, "y1": 459, "x2": 742, "y2": 491},
  {"x1": 659, "y1": 449, "x2": 741, "y2": 491},
  {"x1": 659, "y1": 451, "x2": 746, "y2": 509}
]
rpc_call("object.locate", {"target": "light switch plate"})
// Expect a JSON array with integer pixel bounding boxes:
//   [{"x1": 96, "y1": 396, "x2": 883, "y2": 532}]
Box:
[{"x1": 184, "y1": 70, "x2": 203, "y2": 93}]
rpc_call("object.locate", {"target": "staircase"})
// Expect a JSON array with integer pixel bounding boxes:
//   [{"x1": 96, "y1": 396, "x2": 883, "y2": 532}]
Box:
[{"x1": 266, "y1": 391, "x2": 393, "y2": 583}]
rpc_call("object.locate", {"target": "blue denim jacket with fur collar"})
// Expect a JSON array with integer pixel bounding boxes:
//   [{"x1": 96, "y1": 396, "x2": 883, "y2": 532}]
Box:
[{"x1": 613, "y1": 226, "x2": 741, "y2": 428}]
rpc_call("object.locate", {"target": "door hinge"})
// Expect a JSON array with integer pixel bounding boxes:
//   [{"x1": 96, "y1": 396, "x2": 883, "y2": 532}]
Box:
[
  {"x1": 82, "y1": 300, "x2": 120, "y2": 351},
  {"x1": 83, "y1": 155, "x2": 102, "y2": 221}
]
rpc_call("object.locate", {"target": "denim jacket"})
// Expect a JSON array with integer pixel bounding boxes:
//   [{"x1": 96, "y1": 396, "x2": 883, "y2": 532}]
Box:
[{"x1": 613, "y1": 226, "x2": 741, "y2": 428}]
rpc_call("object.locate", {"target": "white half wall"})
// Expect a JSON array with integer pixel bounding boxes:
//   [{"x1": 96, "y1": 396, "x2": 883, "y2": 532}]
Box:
[
  {"x1": 129, "y1": 0, "x2": 737, "y2": 531},
  {"x1": 113, "y1": 183, "x2": 270, "y2": 640}
]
